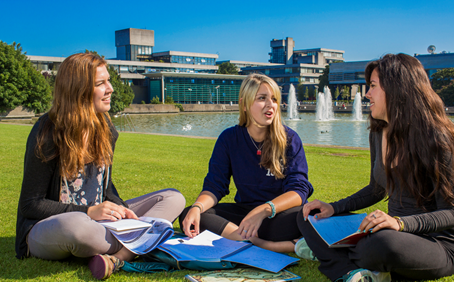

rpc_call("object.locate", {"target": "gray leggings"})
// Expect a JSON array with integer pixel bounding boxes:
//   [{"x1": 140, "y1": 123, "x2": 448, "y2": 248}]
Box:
[{"x1": 27, "y1": 188, "x2": 185, "y2": 260}]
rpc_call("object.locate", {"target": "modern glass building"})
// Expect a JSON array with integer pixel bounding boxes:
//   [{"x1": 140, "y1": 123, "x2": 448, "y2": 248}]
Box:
[
  {"x1": 151, "y1": 51, "x2": 217, "y2": 66},
  {"x1": 143, "y1": 72, "x2": 245, "y2": 104},
  {"x1": 328, "y1": 52, "x2": 454, "y2": 98}
]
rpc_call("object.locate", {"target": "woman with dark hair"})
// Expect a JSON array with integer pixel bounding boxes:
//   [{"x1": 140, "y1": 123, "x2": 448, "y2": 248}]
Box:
[
  {"x1": 179, "y1": 73, "x2": 313, "y2": 253},
  {"x1": 15, "y1": 53, "x2": 185, "y2": 280},
  {"x1": 297, "y1": 53, "x2": 454, "y2": 282}
]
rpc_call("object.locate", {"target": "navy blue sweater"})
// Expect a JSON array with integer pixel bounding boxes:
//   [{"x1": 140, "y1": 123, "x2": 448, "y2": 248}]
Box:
[{"x1": 203, "y1": 125, "x2": 313, "y2": 206}]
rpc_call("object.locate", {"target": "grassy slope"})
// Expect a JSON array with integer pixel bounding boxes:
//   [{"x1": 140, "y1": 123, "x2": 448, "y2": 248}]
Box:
[{"x1": 0, "y1": 123, "x2": 451, "y2": 281}]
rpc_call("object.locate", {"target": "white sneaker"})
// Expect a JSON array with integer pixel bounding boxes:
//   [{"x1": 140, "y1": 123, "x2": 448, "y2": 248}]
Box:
[
  {"x1": 343, "y1": 269, "x2": 391, "y2": 282},
  {"x1": 294, "y1": 238, "x2": 318, "y2": 261}
]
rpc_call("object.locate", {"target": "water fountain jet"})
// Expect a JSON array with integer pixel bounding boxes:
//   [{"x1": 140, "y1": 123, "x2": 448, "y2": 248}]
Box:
[
  {"x1": 315, "y1": 86, "x2": 335, "y2": 121},
  {"x1": 352, "y1": 92, "x2": 363, "y2": 121},
  {"x1": 287, "y1": 84, "x2": 299, "y2": 120}
]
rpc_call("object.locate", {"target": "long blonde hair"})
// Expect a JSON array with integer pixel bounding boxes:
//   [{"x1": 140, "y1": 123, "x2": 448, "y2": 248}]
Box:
[
  {"x1": 238, "y1": 74, "x2": 287, "y2": 178},
  {"x1": 37, "y1": 53, "x2": 113, "y2": 179}
]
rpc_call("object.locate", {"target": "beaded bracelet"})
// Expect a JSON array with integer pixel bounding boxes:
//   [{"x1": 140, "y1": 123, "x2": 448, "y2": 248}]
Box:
[
  {"x1": 266, "y1": 201, "x2": 276, "y2": 219},
  {"x1": 393, "y1": 216, "x2": 405, "y2": 232}
]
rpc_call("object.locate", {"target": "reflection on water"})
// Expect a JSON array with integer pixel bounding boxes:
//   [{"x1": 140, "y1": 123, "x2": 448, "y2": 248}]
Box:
[
  {"x1": 112, "y1": 112, "x2": 370, "y2": 148},
  {"x1": 285, "y1": 113, "x2": 368, "y2": 147}
]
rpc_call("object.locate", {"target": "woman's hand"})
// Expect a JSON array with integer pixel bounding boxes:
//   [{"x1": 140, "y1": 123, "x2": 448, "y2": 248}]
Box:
[
  {"x1": 87, "y1": 201, "x2": 138, "y2": 221},
  {"x1": 302, "y1": 199, "x2": 335, "y2": 220},
  {"x1": 182, "y1": 207, "x2": 201, "y2": 238},
  {"x1": 237, "y1": 204, "x2": 269, "y2": 240},
  {"x1": 359, "y1": 210, "x2": 400, "y2": 233}
]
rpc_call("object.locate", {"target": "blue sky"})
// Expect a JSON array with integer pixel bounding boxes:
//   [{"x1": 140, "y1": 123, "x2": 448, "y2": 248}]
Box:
[{"x1": 1, "y1": 0, "x2": 453, "y2": 62}]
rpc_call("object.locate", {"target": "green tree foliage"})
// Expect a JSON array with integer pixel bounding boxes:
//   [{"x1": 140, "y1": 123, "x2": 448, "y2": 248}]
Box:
[
  {"x1": 432, "y1": 68, "x2": 454, "y2": 106},
  {"x1": 42, "y1": 71, "x2": 56, "y2": 94},
  {"x1": 341, "y1": 85, "x2": 350, "y2": 100},
  {"x1": 312, "y1": 87, "x2": 318, "y2": 100},
  {"x1": 296, "y1": 83, "x2": 305, "y2": 101},
  {"x1": 334, "y1": 87, "x2": 340, "y2": 100},
  {"x1": 217, "y1": 62, "x2": 238, "y2": 75},
  {"x1": 164, "y1": 96, "x2": 174, "y2": 104},
  {"x1": 304, "y1": 87, "x2": 309, "y2": 101},
  {"x1": 318, "y1": 65, "x2": 330, "y2": 91},
  {"x1": 107, "y1": 66, "x2": 134, "y2": 114},
  {"x1": 150, "y1": 96, "x2": 160, "y2": 104},
  {"x1": 0, "y1": 41, "x2": 52, "y2": 113}
]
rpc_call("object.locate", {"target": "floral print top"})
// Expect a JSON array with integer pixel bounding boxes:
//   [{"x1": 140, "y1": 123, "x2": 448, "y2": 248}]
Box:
[{"x1": 60, "y1": 164, "x2": 105, "y2": 206}]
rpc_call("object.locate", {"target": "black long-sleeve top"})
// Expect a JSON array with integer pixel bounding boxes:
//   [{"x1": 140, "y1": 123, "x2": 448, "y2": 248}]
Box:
[
  {"x1": 331, "y1": 131, "x2": 454, "y2": 242},
  {"x1": 15, "y1": 114, "x2": 127, "y2": 259}
]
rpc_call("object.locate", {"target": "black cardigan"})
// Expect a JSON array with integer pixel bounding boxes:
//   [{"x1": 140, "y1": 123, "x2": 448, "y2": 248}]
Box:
[{"x1": 15, "y1": 114, "x2": 127, "y2": 259}]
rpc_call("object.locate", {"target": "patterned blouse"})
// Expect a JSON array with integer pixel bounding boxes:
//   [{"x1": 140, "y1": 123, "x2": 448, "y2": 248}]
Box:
[{"x1": 60, "y1": 164, "x2": 105, "y2": 206}]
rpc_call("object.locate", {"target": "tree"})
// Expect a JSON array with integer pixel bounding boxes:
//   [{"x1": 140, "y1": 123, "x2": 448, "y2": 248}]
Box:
[
  {"x1": 84, "y1": 50, "x2": 134, "y2": 114},
  {"x1": 341, "y1": 85, "x2": 350, "y2": 101},
  {"x1": 334, "y1": 87, "x2": 340, "y2": 100},
  {"x1": 318, "y1": 65, "x2": 330, "y2": 91},
  {"x1": 296, "y1": 83, "x2": 305, "y2": 101},
  {"x1": 312, "y1": 87, "x2": 318, "y2": 100},
  {"x1": 217, "y1": 62, "x2": 238, "y2": 75},
  {"x1": 432, "y1": 68, "x2": 454, "y2": 106},
  {"x1": 0, "y1": 41, "x2": 52, "y2": 113},
  {"x1": 432, "y1": 68, "x2": 454, "y2": 90},
  {"x1": 304, "y1": 87, "x2": 309, "y2": 101},
  {"x1": 107, "y1": 66, "x2": 134, "y2": 114}
]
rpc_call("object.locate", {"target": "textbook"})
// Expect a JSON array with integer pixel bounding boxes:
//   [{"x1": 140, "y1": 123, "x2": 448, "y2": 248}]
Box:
[
  {"x1": 308, "y1": 213, "x2": 368, "y2": 248},
  {"x1": 99, "y1": 218, "x2": 152, "y2": 231},
  {"x1": 101, "y1": 217, "x2": 174, "y2": 255},
  {"x1": 158, "y1": 230, "x2": 299, "y2": 273},
  {"x1": 185, "y1": 268, "x2": 301, "y2": 282}
]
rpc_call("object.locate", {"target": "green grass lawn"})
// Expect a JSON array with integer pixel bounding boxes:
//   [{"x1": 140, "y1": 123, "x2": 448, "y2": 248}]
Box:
[{"x1": 0, "y1": 123, "x2": 452, "y2": 281}]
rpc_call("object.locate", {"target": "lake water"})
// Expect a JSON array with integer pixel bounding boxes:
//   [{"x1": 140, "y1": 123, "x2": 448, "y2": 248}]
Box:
[{"x1": 112, "y1": 112, "x2": 371, "y2": 148}]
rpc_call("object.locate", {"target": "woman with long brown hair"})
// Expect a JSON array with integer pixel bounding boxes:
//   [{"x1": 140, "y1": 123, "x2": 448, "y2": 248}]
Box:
[
  {"x1": 15, "y1": 53, "x2": 185, "y2": 279},
  {"x1": 298, "y1": 53, "x2": 454, "y2": 282},
  {"x1": 179, "y1": 73, "x2": 314, "y2": 252}
]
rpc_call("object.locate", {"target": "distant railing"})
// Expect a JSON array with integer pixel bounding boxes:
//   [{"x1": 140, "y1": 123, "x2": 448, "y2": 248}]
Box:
[{"x1": 119, "y1": 113, "x2": 136, "y2": 132}]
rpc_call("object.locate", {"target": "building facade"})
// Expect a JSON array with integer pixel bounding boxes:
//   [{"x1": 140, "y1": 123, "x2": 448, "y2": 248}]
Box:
[
  {"x1": 143, "y1": 73, "x2": 245, "y2": 105},
  {"x1": 239, "y1": 37, "x2": 344, "y2": 97},
  {"x1": 329, "y1": 52, "x2": 454, "y2": 98},
  {"x1": 28, "y1": 30, "x2": 347, "y2": 105}
]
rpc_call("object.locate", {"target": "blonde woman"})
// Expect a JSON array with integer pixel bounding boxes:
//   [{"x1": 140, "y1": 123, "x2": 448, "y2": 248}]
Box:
[
  {"x1": 180, "y1": 73, "x2": 313, "y2": 252},
  {"x1": 15, "y1": 53, "x2": 185, "y2": 280}
]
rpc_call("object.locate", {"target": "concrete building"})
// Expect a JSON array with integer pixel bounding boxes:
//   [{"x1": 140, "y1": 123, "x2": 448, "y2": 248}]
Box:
[
  {"x1": 115, "y1": 28, "x2": 154, "y2": 61},
  {"x1": 27, "y1": 31, "x2": 344, "y2": 104},
  {"x1": 329, "y1": 52, "x2": 454, "y2": 99},
  {"x1": 239, "y1": 37, "x2": 344, "y2": 97}
]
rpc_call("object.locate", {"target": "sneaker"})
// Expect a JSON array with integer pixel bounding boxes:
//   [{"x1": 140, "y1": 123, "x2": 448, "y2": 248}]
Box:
[
  {"x1": 294, "y1": 238, "x2": 318, "y2": 261},
  {"x1": 339, "y1": 268, "x2": 391, "y2": 282},
  {"x1": 88, "y1": 254, "x2": 124, "y2": 280}
]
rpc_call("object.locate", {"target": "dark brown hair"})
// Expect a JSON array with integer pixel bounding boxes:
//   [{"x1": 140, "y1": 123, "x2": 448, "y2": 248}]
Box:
[
  {"x1": 36, "y1": 53, "x2": 113, "y2": 179},
  {"x1": 365, "y1": 53, "x2": 454, "y2": 207}
]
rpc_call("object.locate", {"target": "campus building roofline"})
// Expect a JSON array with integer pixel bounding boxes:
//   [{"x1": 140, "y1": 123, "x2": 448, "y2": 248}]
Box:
[
  {"x1": 294, "y1": 48, "x2": 345, "y2": 53},
  {"x1": 27, "y1": 55, "x2": 66, "y2": 62},
  {"x1": 216, "y1": 60, "x2": 281, "y2": 66},
  {"x1": 152, "y1": 51, "x2": 219, "y2": 59},
  {"x1": 241, "y1": 63, "x2": 327, "y2": 70},
  {"x1": 27, "y1": 55, "x2": 218, "y2": 70}
]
